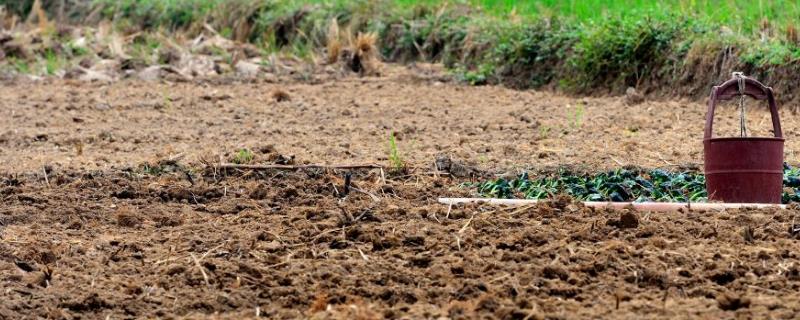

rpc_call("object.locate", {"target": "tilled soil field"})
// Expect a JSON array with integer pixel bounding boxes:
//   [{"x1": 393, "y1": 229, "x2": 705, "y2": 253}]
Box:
[
  {"x1": 2, "y1": 65, "x2": 800, "y2": 319},
  {"x1": 3, "y1": 64, "x2": 800, "y2": 174}
]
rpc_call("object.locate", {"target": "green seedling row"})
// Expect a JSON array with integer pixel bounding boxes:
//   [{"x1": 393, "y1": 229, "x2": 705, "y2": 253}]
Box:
[{"x1": 469, "y1": 163, "x2": 800, "y2": 204}]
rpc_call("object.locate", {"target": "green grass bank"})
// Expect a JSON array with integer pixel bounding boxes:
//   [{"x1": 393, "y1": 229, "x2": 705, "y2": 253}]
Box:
[{"x1": 4, "y1": 0, "x2": 800, "y2": 102}]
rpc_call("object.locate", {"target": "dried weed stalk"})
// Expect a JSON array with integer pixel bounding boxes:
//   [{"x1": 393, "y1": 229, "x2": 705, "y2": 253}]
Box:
[{"x1": 326, "y1": 18, "x2": 341, "y2": 64}]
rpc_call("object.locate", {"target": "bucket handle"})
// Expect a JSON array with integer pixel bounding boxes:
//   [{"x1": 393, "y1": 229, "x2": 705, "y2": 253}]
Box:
[{"x1": 705, "y1": 77, "x2": 782, "y2": 139}]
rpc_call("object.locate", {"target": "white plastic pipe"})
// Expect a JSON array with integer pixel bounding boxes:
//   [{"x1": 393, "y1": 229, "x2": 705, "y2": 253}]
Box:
[{"x1": 438, "y1": 198, "x2": 787, "y2": 212}]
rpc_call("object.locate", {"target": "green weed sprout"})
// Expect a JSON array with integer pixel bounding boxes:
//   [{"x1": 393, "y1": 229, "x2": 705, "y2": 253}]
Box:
[
  {"x1": 539, "y1": 126, "x2": 551, "y2": 139},
  {"x1": 572, "y1": 104, "x2": 585, "y2": 128},
  {"x1": 233, "y1": 149, "x2": 254, "y2": 164},
  {"x1": 388, "y1": 133, "x2": 405, "y2": 171},
  {"x1": 44, "y1": 49, "x2": 62, "y2": 75}
]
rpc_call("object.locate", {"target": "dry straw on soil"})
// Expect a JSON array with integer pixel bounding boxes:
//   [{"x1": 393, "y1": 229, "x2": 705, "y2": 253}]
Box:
[
  {"x1": 326, "y1": 17, "x2": 341, "y2": 65},
  {"x1": 324, "y1": 18, "x2": 381, "y2": 76},
  {"x1": 352, "y1": 32, "x2": 380, "y2": 76}
]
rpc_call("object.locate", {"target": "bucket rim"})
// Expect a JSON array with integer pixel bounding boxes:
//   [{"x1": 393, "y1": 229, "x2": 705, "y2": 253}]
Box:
[{"x1": 704, "y1": 137, "x2": 785, "y2": 142}]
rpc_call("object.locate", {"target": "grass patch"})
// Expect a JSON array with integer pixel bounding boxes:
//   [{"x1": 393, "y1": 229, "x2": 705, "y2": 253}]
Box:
[
  {"x1": 42, "y1": 49, "x2": 65, "y2": 75},
  {"x1": 233, "y1": 148, "x2": 255, "y2": 164},
  {"x1": 4, "y1": 0, "x2": 800, "y2": 95},
  {"x1": 387, "y1": 132, "x2": 405, "y2": 172},
  {"x1": 8, "y1": 57, "x2": 30, "y2": 74},
  {"x1": 461, "y1": 0, "x2": 800, "y2": 34}
]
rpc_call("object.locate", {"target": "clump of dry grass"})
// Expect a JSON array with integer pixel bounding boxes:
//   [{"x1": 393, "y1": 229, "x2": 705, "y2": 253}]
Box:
[
  {"x1": 760, "y1": 18, "x2": 771, "y2": 32},
  {"x1": 326, "y1": 18, "x2": 341, "y2": 64},
  {"x1": 0, "y1": 6, "x2": 18, "y2": 30},
  {"x1": 27, "y1": 0, "x2": 51, "y2": 31},
  {"x1": 322, "y1": 18, "x2": 380, "y2": 76},
  {"x1": 355, "y1": 32, "x2": 376, "y2": 58},
  {"x1": 307, "y1": 292, "x2": 328, "y2": 314},
  {"x1": 759, "y1": 18, "x2": 773, "y2": 39},
  {"x1": 349, "y1": 32, "x2": 380, "y2": 76}
]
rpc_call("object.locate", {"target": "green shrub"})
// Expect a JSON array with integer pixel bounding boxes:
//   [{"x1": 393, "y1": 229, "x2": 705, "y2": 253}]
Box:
[
  {"x1": 488, "y1": 20, "x2": 578, "y2": 87},
  {"x1": 569, "y1": 14, "x2": 688, "y2": 89},
  {"x1": 741, "y1": 40, "x2": 800, "y2": 67}
]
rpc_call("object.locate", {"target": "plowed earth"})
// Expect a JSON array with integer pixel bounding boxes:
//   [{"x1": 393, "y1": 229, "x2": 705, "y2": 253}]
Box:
[{"x1": 1, "y1": 65, "x2": 800, "y2": 319}]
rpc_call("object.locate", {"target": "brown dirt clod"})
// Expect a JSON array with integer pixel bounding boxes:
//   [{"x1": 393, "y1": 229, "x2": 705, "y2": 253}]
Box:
[
  {"x1": 608, "y1": 211, "x2": 639, "y2": 229},
  {"x1": 716, "y1": 291, "x2": 751, "y2": 311},
  {"x1": 116, "y1": 209, "x2": 142, "y2": 228},
  {"x1": 270, "y1": 88, "x2": 292, "y2": 102}
]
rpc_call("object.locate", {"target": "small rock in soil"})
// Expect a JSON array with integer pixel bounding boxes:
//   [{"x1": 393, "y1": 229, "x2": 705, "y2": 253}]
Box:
[
  {"x1": 625, "y1": 87, "x2": 645, "y2": 105},
  {"x1": 64, "y1": 67, "x2": 114, "y2": 82},
  {"x1": 235, "y1": 61, "x2": 261, "y2": 78},
  {"x1": 434, "y1": 154, "x2": 478, "y2": 178},
  {"x1": 137, "y1": 66, "x2": 165, "y2": 81}
]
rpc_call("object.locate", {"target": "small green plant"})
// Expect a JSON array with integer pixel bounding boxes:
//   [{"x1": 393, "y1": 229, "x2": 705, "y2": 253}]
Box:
[
  {"x1": 129, "y1": 35, "x2": 162, "y2": 65},
  {"x1": 233, "y1": 148, "x2": 254, "y2": 164},
  {"x1": 141, "y1": 164, "x2": 163, "y2": 176},
  {"x1": 455, "y1": 63, "x2": 495, "y2": 85},
  {"x1": 538, "y1": 126, "x2": 551, "y2": 139},
  {"x1": 43, "y1": 49, "x2": 63, "y2": 75},
  {"x1": 783, "y1": 163, "x2": 800, "y2": 203},
  {"x1": 572, "y1": 104, "x2": 585, "y2": 128},
  {"x1": 388, "y1": 133, "x2": 405, "y2": 171},
  {"x1": 66, "y1": 41, "x2": 89, "y2": 57},
  {"x1": 289, "y1": 41, "x2": 313, "y2": 61},
  {"x1": 137, "y1": 159, "x2": 184, "y2": 176},
  {"x1": 624, "y1": 126, "x2": 639, "y2": 137},
  {"x1": 220, "y1": 27, "x2": 233, "y2": 39},
  {"x1": 8, "y1": 57, "x2": 30, "y2": 74},
  {"x1": 162, "y1": 88, "x2": 173, "y2": 109}
]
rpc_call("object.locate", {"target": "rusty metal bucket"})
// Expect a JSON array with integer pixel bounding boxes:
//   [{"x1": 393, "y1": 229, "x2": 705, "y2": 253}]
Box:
[{"x1": 704, "y1": 75, "x2": 784, "y2": 204}]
